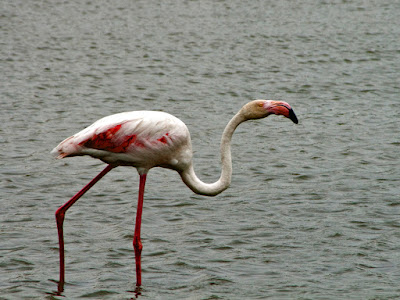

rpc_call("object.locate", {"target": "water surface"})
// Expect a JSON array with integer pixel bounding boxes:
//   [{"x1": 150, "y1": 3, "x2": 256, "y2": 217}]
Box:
[{"x1": 1, "y1": 0, "x2": 400, "y2": 299}]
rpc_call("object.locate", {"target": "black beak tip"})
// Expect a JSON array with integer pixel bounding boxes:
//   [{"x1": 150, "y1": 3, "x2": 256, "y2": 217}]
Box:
[{"x1": 289, "y1": 109, "x2": 298, "y2": 124}]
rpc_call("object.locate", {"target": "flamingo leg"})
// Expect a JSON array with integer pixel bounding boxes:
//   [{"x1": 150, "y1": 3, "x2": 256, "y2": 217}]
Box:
[
  {"x1": 133, "y1": 173, "x2": 147, "y2": 286},
  {"x1": 55, "y1": 164, "x2": 114, "y2": 292}
]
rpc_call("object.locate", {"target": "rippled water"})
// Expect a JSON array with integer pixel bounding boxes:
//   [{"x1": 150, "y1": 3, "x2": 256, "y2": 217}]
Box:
[{"x1": 1, "y1": 0, "x2": 400, "y2": 299}]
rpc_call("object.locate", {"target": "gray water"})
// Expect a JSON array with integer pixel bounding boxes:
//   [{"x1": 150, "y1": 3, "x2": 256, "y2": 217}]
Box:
[{"x1": 1, "y1": 0, "x2": 400, "y2": 299}]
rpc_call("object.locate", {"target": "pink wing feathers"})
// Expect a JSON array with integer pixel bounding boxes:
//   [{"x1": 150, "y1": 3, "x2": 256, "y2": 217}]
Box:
[
  {"x1": 51, "y1": 111, "x2": 191, "y2": 167},
  {"x1": 79, "y1": 123, "x2": 139, "y2": 153}
]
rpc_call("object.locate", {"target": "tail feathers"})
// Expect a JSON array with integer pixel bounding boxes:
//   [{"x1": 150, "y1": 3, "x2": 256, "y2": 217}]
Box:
[
  {"x1": 53, "y1": 151, "x2": 69, "y2": 159},
  {"x1": 51, "y1": 136, "x2": 79, "y2": 159}
]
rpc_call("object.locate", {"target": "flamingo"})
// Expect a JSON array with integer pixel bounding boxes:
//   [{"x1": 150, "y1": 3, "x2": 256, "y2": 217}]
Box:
[{"x1": 52, "y1": 100, "x2": 298, "y2": 290}]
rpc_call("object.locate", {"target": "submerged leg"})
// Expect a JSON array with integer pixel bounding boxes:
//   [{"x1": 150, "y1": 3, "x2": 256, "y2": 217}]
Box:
[
  {"x1": 55, "y1": 164, "x2": 114, "y2": 292},
  {"x1": 133, "y1": 173, "x2": 147, "y2": 286}
]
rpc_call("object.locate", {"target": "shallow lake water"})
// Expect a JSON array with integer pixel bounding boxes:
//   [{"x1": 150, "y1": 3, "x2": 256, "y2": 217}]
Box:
[{"x1": 1, "y1": 0, "x2": 400, "y2": 299}]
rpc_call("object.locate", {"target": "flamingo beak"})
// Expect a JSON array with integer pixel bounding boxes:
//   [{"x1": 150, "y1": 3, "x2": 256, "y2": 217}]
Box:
[{"x1": 288, "y1": 108, "x2": 298, "y2": 124}]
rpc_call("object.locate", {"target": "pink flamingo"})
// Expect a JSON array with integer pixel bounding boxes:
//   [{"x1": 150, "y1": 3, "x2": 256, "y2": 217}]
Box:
[{"x1": 52, "y1": 100, "x2": 298, "y2": 290}]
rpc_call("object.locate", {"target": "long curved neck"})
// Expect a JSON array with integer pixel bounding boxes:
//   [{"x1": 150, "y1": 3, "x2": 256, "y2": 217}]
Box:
[{"x1": 180, "y1": 111, "x2": 247, "y2": 196}]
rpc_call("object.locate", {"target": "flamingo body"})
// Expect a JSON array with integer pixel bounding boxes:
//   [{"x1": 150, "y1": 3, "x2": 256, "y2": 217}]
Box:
[
  {"x1": 52, "y1": 100, "x2": 298, "y2": 291},
  {"x1": 52, "y1": 111, "x2": 192, "y2": 173}
]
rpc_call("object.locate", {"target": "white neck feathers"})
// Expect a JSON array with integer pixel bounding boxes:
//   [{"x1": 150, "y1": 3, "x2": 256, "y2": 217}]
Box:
[{"x1": 179, "y1": 111, "x2": 246, "y2": 196}]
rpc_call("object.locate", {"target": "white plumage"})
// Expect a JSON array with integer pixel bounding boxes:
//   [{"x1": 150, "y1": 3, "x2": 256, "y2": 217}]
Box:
[{"x1": 52, "y1": 111, "x2": 192, "y2": 173}]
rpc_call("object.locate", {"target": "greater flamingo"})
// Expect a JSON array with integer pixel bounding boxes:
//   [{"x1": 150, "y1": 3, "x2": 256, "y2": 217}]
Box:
[{"x1": 52, "y1": 100, "x2": 298, "y2": 290}]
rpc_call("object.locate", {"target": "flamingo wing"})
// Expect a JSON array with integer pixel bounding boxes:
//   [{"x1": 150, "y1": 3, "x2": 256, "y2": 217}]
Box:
[{"x1": 51, "y1": 111, "x2": 191, "y2": 169}]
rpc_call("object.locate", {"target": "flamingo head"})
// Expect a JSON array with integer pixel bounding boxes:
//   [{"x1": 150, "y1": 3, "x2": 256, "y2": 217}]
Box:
[{"x1": 242, "y1": 100, "x2": 298, "y2": 124}]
